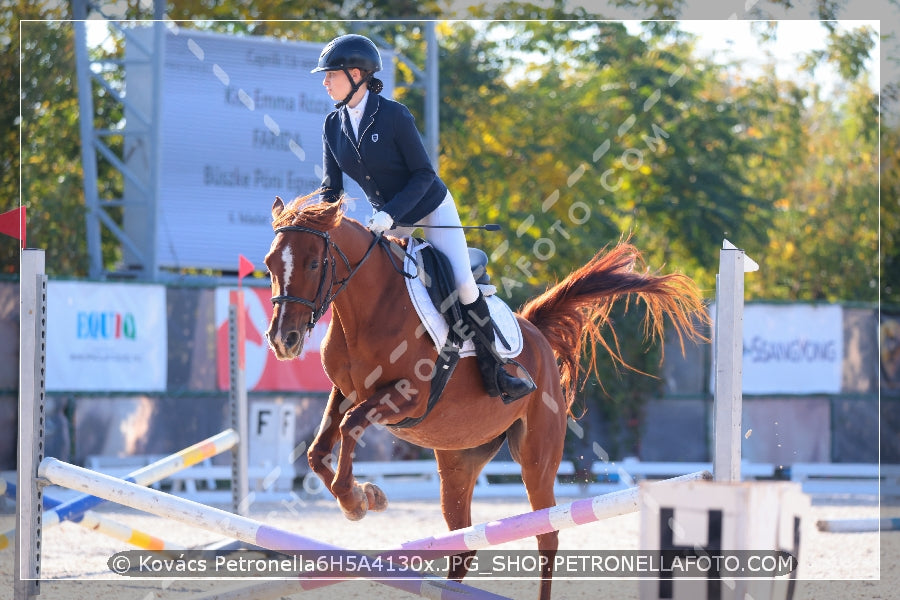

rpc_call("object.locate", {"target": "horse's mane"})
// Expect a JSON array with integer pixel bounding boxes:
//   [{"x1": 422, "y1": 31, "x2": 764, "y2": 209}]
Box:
[{"x1": 273, "y1": 191, "x2": 345, "y2": 232}]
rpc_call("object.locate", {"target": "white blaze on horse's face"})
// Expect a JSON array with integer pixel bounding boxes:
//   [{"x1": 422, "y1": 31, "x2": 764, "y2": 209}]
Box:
[
  {"x1": 281, "y1": 245, "x2": 294, "y2": 290},
  {"x1": 264, "y1": 236, "x2": 307, "y2": 360},
  {"x1": 272, "y1": 245, "x2": 295, "y2": 353}
]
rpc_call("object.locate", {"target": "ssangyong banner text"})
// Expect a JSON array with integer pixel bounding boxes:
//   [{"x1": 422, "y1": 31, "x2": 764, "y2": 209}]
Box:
[
  {"x1": 46, "y1": 281, "x2": 167, "y2": 392},
  {"x1": 711, "y1": 303, "x2": 843, "y2": 395},
  {"x1": 155, "y1": 30, "x2": 394, "y2": 270}
]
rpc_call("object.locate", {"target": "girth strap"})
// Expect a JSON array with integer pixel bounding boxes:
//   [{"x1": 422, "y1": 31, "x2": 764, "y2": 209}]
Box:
[{"x1": 389, "y1": 342, "x2": 460, "y2": 429}]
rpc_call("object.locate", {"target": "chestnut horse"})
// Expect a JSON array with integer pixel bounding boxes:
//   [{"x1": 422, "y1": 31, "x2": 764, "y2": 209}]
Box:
[{"x1": 264, "y1": 193, "x2": 706, "y2": 599}]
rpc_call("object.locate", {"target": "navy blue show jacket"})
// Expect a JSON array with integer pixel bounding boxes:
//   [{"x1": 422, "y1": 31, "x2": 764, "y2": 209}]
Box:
[{"x1": 320, "y1": 94, "x2": 447, "y2": 225}]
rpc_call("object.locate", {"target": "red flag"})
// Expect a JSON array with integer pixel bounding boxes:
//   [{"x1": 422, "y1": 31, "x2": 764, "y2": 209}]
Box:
[
  {"x1": 0, "y1": 206, "x2": 26, "y2": 248},
  {"x1": 238, "y1": 254, "x2": 254, "y2": 280}
]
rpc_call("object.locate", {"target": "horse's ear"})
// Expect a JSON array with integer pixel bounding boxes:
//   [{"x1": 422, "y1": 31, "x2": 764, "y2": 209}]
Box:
[{"x1": 272, "y1": 196, "x2": 285, "y2": 219}]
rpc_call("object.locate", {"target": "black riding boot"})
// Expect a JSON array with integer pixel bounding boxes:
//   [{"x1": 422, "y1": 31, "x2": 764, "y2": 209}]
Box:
[{"x1": 462, "y1": 292, "x2": 536, "y2": 403}]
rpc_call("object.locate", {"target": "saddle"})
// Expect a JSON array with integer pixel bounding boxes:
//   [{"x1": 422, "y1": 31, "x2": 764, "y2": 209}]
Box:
[
  {"x1": 403, "y1": 239, "x2": 523, "y2": 359},
  {"x1": 389, "y1": 238, "x2": 523, "y2": 429}
]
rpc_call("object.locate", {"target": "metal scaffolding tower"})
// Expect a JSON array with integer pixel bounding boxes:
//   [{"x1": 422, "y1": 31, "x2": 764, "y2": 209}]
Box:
[{"x1": 73, "y1": 0, "x2": 165, "y2": 280}]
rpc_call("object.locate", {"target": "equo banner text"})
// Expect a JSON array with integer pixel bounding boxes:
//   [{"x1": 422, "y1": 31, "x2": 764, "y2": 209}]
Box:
[{"x1": 46, "y1": 281, "x2": 167, "y2": 391}]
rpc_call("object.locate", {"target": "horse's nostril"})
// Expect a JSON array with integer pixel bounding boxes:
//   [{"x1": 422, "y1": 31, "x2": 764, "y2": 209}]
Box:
[{"x1": 284, "y1": 331, "x2": 301, "y2": 349}]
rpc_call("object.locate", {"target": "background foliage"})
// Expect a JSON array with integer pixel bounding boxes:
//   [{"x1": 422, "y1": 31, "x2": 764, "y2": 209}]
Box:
[{"x1": 1, "y1": 0, "x2": 887, "y2": 459}]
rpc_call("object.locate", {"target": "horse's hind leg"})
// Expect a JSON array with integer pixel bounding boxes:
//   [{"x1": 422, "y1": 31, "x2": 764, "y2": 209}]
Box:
[
  {"x1": 434, "y1": 438, "x2": 505, "y2": 582},
  {"x1": 507, "y1": 405, "x2": 567, "y2": 600}
]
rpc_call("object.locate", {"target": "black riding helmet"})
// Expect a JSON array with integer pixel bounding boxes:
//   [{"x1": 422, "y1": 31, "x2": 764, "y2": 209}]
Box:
[
  {"x1": 312, "y1": 34, "x2": 382, "y2": 73},
  {"x1": 312, "y1": 34, "x2": 383, "y2": 109}
]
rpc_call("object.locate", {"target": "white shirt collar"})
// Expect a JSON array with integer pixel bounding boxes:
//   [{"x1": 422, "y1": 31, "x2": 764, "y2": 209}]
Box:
[
  {"x1": 346, "y1": 90, "x2": 370, "y2": 135},
  {"x1": 348, "y1": 89, "x2": 369, "y2": 114}
]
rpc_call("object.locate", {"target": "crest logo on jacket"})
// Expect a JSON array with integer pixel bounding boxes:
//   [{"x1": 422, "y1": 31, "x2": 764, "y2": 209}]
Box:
[{"x1": 371, "y1": 133, "x2": 379, "y2": 142}]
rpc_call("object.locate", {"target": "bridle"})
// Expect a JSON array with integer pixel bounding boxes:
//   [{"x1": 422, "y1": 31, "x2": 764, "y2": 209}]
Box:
[{"x1": 270, "y1": 225, "x2": 383, "y2": 331}]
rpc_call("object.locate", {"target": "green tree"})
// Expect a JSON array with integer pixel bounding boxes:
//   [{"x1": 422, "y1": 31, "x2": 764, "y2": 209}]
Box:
[
  {"x1": 3, "y1": 5, "x2": 95, "y2": 276},
  {"x1": 439, "y1": 20, "x2": 771, "y2": 306},
  {"x1": 741, "y1": 75, "x2": 879, "y2": 302},
  {"x1": 0, "y1": 4, "x2": 21, "y2": 270},
  {"x1": 884, "y1": 123, "x2": 900, "y2": 305}
]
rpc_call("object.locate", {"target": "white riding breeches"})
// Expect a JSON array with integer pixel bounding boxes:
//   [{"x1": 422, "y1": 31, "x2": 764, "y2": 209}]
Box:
[{"x1": 392, "y1": 192, "x2": 480, "y2": 305}]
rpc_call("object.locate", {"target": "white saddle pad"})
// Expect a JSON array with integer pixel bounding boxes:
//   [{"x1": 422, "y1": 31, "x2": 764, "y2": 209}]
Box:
[{"x1": 403, "y1": 238, "x2": 523, "y2": 359}]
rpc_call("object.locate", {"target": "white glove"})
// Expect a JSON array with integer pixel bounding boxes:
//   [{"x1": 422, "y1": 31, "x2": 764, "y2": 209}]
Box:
[{"x1": 367, "y1": 210, "x2": 394, "y2": 233}]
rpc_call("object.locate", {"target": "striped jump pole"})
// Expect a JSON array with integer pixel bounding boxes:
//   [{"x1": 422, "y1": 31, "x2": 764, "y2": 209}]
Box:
[
  {"x1": 194, "y1": 470, "x2": 713, "y2": 600},
  {"x1": 816, "y1": 517, "x2": 900, "y2": 533},
  {"x1": 2, "y1": 428, "x2": 238, "y2": 544},
  {"x1": 1, "y1": 479, "x2": 182, "y2": 553},
  {"x1": 76, "y1": 511, "x2": 182, "y2": 552},
  {"x1": 399, "y1": 470, "x2": 711, "y2": 553},
  {"x1": 37, "y1": 457, "x2": 512, "y2": 600}
]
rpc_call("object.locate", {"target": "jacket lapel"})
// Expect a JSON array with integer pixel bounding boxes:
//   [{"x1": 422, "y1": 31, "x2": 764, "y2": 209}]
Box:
[
  {"x1": 357, "y1": 95, "x2": 379, "y2": 146},
  {"x1": 339, "y1": 108, "x2": 356, "y2": 145}
]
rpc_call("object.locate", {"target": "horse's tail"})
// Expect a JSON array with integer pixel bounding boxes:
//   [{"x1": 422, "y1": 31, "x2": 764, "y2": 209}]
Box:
[{"x1": 518, "y1": 240, "x2": 709, "y2": 416}]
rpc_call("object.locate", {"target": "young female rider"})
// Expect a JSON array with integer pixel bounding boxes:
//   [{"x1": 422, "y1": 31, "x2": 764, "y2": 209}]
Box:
[{"x1": 312, "y1": 33, "x2": 535, "y2": 403}]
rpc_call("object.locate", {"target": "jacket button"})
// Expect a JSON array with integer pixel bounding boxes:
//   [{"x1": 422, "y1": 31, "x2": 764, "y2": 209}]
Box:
[
  {"x1": 365, "y1": 175, "x2": 371, "y2": 180},
  {"x1": 375, "y1": 191, "x2": 381, "y2": 196}
]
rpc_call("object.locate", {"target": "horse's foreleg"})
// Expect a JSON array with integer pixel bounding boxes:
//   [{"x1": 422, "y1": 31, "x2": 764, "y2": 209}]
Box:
[
  {"x1": 331, "y1": 383, "x2": 422, "y2": 521},
  {"x1": 307, "y1": 387, "x2": 347, "y2": 498}
]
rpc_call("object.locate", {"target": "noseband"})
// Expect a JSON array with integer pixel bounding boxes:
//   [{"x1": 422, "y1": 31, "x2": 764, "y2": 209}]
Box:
[{"x1": 270, "y1": 225, "x2": 382, "y2": 330}]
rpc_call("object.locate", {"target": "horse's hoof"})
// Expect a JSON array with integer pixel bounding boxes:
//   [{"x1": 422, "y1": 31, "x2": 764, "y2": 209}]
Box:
[
  {"x1": 342, "y1": 505, "x2": 368, "y2": 521},
  {"x1": 340, "y1": 496, "x2": 368, "y2": 521},
  {"x1": 338, "y1": 484, "x2": 370, "y2": 521},
  {"x1": 362, "y1": 482, "x2": 388, "y2": 512}
]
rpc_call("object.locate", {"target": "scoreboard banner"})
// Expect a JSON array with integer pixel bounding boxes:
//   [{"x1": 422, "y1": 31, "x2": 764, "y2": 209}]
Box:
[{"x1": 144, "y1": 29, "x2": 393, "y2": 270}]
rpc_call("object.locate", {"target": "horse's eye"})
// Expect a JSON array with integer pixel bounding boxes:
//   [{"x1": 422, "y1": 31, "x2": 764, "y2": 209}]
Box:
[{"x1": 310, "y1": 260, "x2": 320, "y2": 270}]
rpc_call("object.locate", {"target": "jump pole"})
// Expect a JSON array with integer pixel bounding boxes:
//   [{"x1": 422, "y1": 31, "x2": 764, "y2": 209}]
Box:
[
  {"x1": 37, "y1": 457, "x2": 511, "y2": 600},
  {"x1": 195, "y1": 470, "x2": 713, "y2": 600},
  {"x1": 713, "y1": 239, "x2": 758, "y2": 482},
  {"x1": 76, "y1": 511, "x2": 182, "y2": 553},
  {"x1": 816, "y1": 517, "x2": 900, "y2": 533},
  {"x1": 400, "y1": 470, "x2": 710, "y2": 552},
  {"x1": 4, "y1": 428, "x2": 238, "y2": 544},
  {"x1": 1, "y1": 479, "x2": 182, "y2": 553}
]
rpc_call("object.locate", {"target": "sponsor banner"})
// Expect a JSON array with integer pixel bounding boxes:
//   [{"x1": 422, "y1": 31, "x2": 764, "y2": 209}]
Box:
[
  {"x1": 712, "y1": 303, "x2": 843, "y2": 395},
  {"x1": 46, "y1": 281, "x2": 167, "y2": 392},
  {"x1": 215, "y1": 287, "x2": 332, "y2": 392},
  {"x1": 153, "y1": 30, "x2": 393, "y2": 270},
  {"x1": 881, "y1": 313, "x2": 900, "y2": 391}
]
